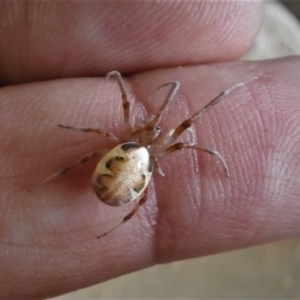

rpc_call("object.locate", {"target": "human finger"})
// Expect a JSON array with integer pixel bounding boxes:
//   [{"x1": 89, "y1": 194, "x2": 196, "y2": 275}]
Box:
[
  {"x1": 0, "y1": 0, "x2": 263, "y2": 85},
  {"x1": 1, "y1": 57, "x2": 299, "y2": 299}
]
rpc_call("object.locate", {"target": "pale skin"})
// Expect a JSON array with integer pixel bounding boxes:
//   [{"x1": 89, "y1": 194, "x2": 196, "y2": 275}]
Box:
[{"x1": 1, "y1": 2, "x2": 300, "y2": 300}]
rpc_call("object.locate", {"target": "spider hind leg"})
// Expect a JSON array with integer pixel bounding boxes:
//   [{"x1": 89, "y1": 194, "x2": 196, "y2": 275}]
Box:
[
  {"x1": 59, "y1": 124, "x2": 119, "y2": 141},
  {"x1": 29, "y1": 150, "x2": 102, "y2": 191},
  {"x1": 97, "y1": 186, "x2": 149, "y2": 239}
]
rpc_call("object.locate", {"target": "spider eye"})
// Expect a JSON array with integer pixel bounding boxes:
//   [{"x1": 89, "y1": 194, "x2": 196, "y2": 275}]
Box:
[{"x1": 154, "y1": 126, "x2": 161, "y2": 134}]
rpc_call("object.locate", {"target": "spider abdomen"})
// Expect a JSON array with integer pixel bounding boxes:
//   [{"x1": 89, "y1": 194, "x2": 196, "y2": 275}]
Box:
[{"x1": 92, "y1": 142, "x2": 152, "y2": 206}]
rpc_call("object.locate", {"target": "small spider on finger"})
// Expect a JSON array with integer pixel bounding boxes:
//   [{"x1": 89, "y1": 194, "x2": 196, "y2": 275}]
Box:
[{"x1": 30, "y1": 71, "x2": 255, "y2": 239}]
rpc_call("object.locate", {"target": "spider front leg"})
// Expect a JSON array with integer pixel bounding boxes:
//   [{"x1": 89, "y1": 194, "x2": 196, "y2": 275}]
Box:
[
  {"x1": 130, "y1": 81, "x2": 180, "y2": 146},
  {"x1": 59, "y1": 124, "x2": 119, "y2": 141},
  {"x1": 29, "y1": 150, "x2": 103, "y2": 191},
  {"x1": 158, "y1": 142, "x2": 229, "y2": 177},
  {"x1": 144, "y1": 81, "x2": 180, "y2": 130},
  {"x1": 156, "y1": 81, "x2": 246, "y2": 148},
  {"x1": 97, "y1": 186, "x2": 149, "y2": 239},
  {"x1": 106, "y1": 71, "x2": 132, "y2": 131}
]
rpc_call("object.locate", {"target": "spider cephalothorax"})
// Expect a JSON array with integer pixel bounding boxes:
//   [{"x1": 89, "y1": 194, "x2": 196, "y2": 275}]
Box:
[{"x1": 31, "y1": 71, "x2": 250, "y2": 238}]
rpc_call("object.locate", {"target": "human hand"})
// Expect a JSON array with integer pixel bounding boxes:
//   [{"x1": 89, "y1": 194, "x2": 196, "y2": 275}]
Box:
[{"x1": 1, "y1": 2, "x2": 299, "y2": 300}]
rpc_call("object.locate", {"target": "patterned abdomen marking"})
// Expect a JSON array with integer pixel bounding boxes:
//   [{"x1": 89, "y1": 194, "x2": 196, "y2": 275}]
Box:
[{"x1": 92, "y1": 143, "x2": 152, "y2": 206}]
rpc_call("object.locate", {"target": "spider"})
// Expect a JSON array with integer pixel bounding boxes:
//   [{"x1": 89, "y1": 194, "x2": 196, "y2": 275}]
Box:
[{"x1": 31, "y1": 71, "x2": 248, "y2": 239}]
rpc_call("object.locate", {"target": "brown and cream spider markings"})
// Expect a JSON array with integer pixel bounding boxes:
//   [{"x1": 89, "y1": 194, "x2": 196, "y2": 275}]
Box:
[{"x1": 31, "y1": 71, "x2": 250, "y2": 239}]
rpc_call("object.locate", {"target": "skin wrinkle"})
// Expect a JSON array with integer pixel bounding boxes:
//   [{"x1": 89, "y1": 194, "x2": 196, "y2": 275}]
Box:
[
  {"x1": 254, "y1": 82, "x2": 278, "y2": 150},
  {"x1": 189, "y1": 140, "x2": 216, "y2": 225},
  {"x1": 284, "y1": 114, "x2": 300, "y2": 141},
  {"x1": 241, "y1": 86, "x2": 267, "y2": 182},
  {"x1": 264, "y1": 118, "x2": 296, "y2": 211},
  {"x1": 174, "y1": 88, "x2": 203, "y2": 217},
  {"x1": 226, "y1": 89, "x2": 262, "y2": 212},
  {"x1": 222, "y1": 6, "x2": 246, "y2": 51},
  {"x1": 240, "y1": 147, "x2": 262, "y2": 211},
  {"x1": 219, "y1": 115, "x2": 254, "y2": 221},
  {"x1": 209, "y1": 83, "x2": 253, "y2": 215},
  {"x1": 268, "y1": 151, "x2": 294, "y2": 203},
  {"x1": 65, "y1": 85, "x2": 93, "y2": 125},
  {"x1": 265, "y1": 151, "x2": 296, "y2": 229},
  {"x1": 198, "y1": 2, "x2": 260, "y2": 61},
  {"x1": 77, "y1": 93, "x2": 97, "y2": 125}
]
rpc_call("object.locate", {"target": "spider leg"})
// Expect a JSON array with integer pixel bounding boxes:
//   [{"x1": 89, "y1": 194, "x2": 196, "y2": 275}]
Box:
[
  {"x1": 97, "y1": 186, "x2": 149, "y2": 239},
  {"x1": 29, "y1": 150, "x2": 102, "y2": 191},
  {"x1": 106, "y1": 71, "x2": 132, "y2": 130},
  {"x1": 58, "y1": 124, "x2": 119, "y2": 141},
  {"x1": 145, "y1": 81, "x2": 180, "y2": 130},
  {"x1": 152, "y1": 156, "x2": 165, "y2": 176},
  {"x1": 158, "y1": 82, "x2": 245, "y2": 148},
  {"x1": 158, "y1": 142, "x2": 229, "y2": 177},
  {"x1": 130, "y1": 81, "x2": 180, "y2": 146}
]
